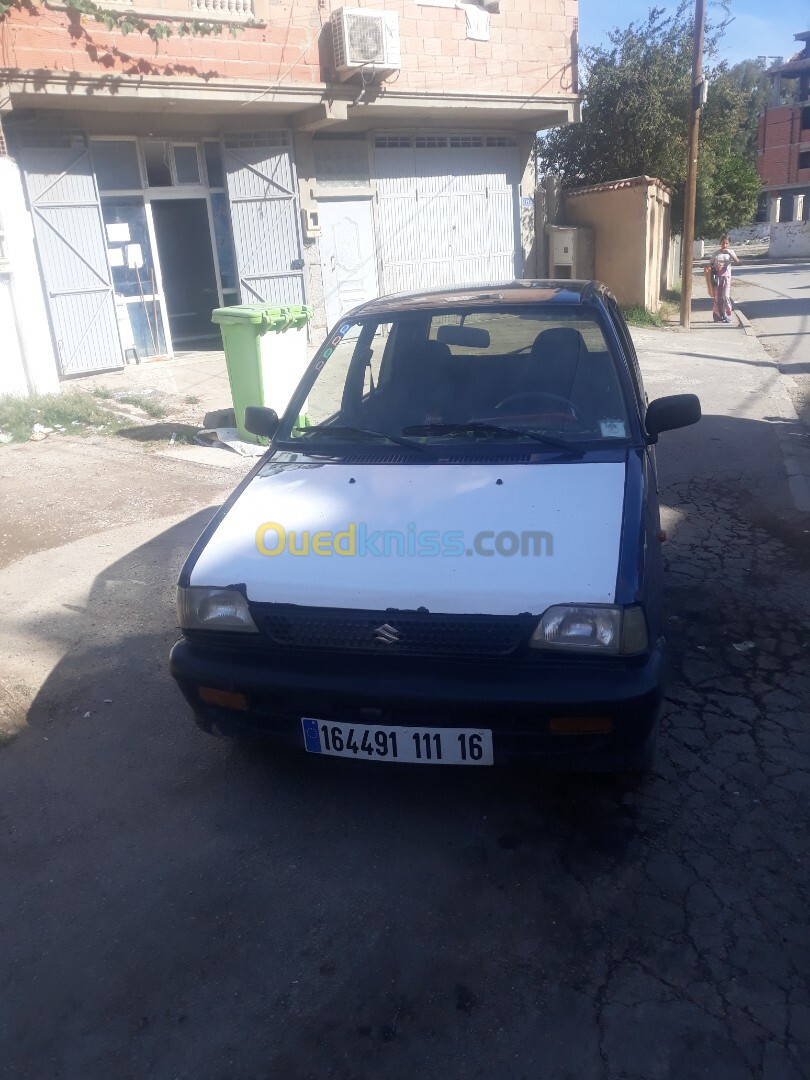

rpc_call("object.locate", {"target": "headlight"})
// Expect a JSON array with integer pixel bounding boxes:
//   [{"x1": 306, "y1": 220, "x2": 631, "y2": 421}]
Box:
[
  {"x1": 529, "y1": 605, "x2": 648, "y2": 654},
  {"x1": 176, "y1": 586, "x2": 258, "y2": 633}
]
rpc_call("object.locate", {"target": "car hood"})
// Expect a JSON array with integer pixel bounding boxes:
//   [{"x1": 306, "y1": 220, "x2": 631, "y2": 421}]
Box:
[{"x1": 189, "y1": 458, "x2": 628, "y2": 616}]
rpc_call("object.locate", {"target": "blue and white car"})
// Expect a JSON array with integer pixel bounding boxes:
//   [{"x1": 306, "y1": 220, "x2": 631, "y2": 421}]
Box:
[{"x1": 170, "y1": 282, "x2": 700, "y2": 772}]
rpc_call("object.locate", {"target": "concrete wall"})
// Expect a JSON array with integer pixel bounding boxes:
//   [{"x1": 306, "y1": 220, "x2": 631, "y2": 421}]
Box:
[
  {"x1": 0, "y1": 275, "x2": 29, "y2": 398},
  {"x1": 0, "y1": 157, "x2": 59, "y2": 398},
  {"x1": 770, "y1": 220, "x2": 810, "y2": 258},
  {"x1": 564, "y1": 185, "x2": 647, "y2": 306},
  {"x1": 1, "y1": 0, "x2": 578, "y2": 99},
  {"x1": 729, "y1": 224, "x2": 771, "y2": 244},
  {"x1": 564, "y1": 180, "x2": 671, "y2": 309}
]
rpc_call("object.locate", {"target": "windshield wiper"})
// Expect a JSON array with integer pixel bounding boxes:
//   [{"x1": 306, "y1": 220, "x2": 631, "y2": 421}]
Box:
[
  {"x1": 293, "y1": 424, "x2": 433, "y2": 456},
  {"x1": 402, "y1": 422, "x2": 581, "y2": 453}
]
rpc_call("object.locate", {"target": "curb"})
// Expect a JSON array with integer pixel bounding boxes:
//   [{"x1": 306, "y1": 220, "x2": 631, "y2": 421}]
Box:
[{"x1": 734, "y1": 309, "x2": 757, "y2": 338}]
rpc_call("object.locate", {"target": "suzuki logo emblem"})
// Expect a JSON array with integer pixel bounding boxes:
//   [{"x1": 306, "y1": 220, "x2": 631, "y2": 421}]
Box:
[{"x1": 374, "y1": 622, "x2": 401, "y2": 644}]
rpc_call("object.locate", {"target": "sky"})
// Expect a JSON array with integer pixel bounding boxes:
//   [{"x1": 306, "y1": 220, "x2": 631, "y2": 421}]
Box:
[{"x1": 579, "y1": 0, "x2": 809, "y2": 67}]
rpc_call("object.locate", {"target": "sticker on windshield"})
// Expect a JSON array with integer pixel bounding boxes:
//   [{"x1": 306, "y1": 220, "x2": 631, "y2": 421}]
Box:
[{"x1": 600, "y1": 419, "x2": 627, "y2": 438}]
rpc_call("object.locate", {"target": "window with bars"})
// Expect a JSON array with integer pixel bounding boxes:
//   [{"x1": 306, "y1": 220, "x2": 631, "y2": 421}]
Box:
[
  {"x1": 375, "y1": 135, "x2": 413, "y2": 149},
  {"x1": 13, "y1": 131, "x2": 87, "y2": 149},
  {"x1": 375, "y1": 134, "x2": 517, "y2": 150},
  {"x1": 313, "y1": 138, "x2": 370, "y2": 186},
  {"x1": 223, "y1": 132, "x2": 289, "y2": 149}
]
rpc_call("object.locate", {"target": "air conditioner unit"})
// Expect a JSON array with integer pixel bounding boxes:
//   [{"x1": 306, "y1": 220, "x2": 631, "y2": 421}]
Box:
[{"x1": 332, "y1": 8, "x2": 401, "y2": 81}]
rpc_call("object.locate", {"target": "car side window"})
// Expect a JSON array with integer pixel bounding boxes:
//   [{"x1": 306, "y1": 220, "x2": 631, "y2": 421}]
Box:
[{"x1": 607, "y1": 297, "x2": 647, "y2": 408}]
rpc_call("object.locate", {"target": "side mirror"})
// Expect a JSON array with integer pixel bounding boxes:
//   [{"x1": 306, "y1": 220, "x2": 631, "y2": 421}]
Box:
[
  {"x1": 646, "y1": 394, "x2": 701, "y2": 441},
  {"x1": 244, "y1": 406, "x2": 279, "y2": 440}
]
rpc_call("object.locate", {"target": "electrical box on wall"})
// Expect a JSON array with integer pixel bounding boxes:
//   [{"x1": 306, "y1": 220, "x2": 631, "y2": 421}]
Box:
[
  {"x1": 332, "y1": 8, "x2": 401, "y2": 81},
  {"x1": 301, "y1": 207, "x2": 321, "y2": 239},
  {"x1": 545, "y1": 225, "x2": 595, "y2": 280}
]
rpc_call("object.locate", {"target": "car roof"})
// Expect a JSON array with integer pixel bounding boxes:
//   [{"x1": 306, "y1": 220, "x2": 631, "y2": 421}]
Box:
[{"x1": 347, "y1": 280, "x2": 615, "y2": 318}]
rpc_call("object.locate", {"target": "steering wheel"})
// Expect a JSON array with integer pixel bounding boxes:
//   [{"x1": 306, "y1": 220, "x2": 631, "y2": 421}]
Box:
[{"x1": 494, "y1": 392, "x2": 586, "y2": 426}]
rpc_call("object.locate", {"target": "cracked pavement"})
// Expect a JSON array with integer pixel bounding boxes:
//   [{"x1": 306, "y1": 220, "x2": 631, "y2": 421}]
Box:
[{"x1": 1, "y1": 315, "x2": 809, "y2": 1078}]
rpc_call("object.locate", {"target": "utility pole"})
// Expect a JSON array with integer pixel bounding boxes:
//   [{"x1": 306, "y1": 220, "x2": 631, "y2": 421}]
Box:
[{"x1": 680, "y1": 0, "x2": 706, "y2": 329}]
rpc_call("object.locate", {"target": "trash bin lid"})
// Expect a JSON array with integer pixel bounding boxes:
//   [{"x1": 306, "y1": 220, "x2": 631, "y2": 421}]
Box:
[{"x1": 212, "y1": 304, "x2": 312, "y2": 331}]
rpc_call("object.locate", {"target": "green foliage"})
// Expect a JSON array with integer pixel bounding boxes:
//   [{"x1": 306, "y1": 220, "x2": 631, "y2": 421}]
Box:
[
  {"x1": 621, "y1": 306, "x2": 665, "y2": 328},
  {"x1": 118, "y1": 393, "x2": 167, "y2": 418},
  {"x1": 538, "y1": 3, "x2": 762, "y2": 237},
  {"x1": 0, "y1": 0, "x2": 247, "y2": 39},
  {"x1": 725, "y1": 59, "x2": 772, "y2": 159},
  {"x1": 695, "y1": 143, "x2": 763, "y2": 238},
  {"x1": 0, "y1": 391, "x2": 118, "y2": 442}
]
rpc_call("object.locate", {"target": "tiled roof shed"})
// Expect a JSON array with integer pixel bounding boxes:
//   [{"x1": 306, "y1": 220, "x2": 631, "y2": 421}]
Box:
[{"x1": 567, "y1": 175, "x2": 674, "y2": 198}]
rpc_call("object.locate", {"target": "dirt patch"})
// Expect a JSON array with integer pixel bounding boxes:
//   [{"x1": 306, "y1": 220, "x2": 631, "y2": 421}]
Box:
[
  {"x1": 0, "y1": 435, "x2": 249, "y2": 570},
  {"x1": 0, "y1": 680, "x2": 31, "y2": 743}
]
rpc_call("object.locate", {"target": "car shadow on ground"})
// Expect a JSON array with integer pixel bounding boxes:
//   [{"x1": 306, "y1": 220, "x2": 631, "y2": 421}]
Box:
[
  {"x1": 2, "y1": 414, "x2": 809, "y2": 1079},
  {"x1": 116, "y1": 422, "x2": 201, "y2": 443}
]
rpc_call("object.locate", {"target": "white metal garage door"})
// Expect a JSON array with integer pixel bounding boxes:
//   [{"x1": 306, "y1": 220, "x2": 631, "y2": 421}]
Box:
[
  {"x1": 223, "y1": 131, "x2": 306, "y2": 307},
  {"x1": 374, "y1": 134, "x2": 520, "y2": 295},
  {"x1": 17, "y1": 135, "x2": 124, "y2": 375}
]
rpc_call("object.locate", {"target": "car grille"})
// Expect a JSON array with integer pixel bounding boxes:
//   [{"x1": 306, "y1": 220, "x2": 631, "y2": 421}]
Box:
[{"x1": 251, "y1": 604, "x2": 534, "y2": 657}]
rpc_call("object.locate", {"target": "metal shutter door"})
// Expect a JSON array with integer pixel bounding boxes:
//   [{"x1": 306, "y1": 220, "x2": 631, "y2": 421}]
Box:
[
  {"x1": 18, "y1": 138, "x2": 123, "y2": 375},
  {"x1": 223, "y1": 132, "x2": 305, "y2": 306},
  {"x1": 375, "y1": 135, "x2": 520, "y2": 295}
]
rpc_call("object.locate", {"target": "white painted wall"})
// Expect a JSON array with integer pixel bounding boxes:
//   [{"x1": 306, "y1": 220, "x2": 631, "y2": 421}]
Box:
[
  {"x1": 769, "y1": 221, "x2": 810, "y2": 259},
  {"x1": 0, "y1": 156, "x2": 59, "y2": 397},
  {"x1": 728, "y1": 223, "x2": 770, "y2": 244},
  {"x1": 0, "y1": 274, "x2": 29, "y2": 396}
]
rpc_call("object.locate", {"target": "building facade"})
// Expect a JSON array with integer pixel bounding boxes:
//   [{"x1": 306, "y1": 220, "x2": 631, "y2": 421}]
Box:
[
  {"x1": 0, "y1": 0, "x2": 579, "y2": 379},
  {"x1": 756, "y1": 31, "x2": 810, "y2": 256}
]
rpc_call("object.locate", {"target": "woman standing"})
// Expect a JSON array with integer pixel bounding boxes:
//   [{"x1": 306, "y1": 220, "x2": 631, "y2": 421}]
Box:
[{"x1": 711, "y1": 235, "x2": 740, "y2": 323}]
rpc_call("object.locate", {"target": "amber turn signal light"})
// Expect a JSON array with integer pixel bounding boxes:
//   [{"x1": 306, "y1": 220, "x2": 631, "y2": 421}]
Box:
[
  {"x1": 549, "y1": 716, "x2": 614, "y2": 735},
  {"x1": 198, "y1": 687, "x2": 248, "y2": 710}
]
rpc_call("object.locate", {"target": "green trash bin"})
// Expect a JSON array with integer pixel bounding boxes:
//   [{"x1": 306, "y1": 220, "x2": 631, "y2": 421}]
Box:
[{"x1": 211, "y1": 303, "x2": 312, "y2": 443}]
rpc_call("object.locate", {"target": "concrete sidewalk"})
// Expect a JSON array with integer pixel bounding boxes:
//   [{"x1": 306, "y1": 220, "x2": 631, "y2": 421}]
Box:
[
  {"x1": 638, "y1": 289, "x2": 810, "y2": 515},
  {"x1": 76, "y1": 345, "x2": 234, "y2": 419}
]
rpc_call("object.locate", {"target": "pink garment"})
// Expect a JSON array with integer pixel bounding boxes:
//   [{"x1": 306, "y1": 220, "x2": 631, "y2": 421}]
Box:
[{"x1": 712, "y1": 249, "x2": 736, "y2": 321}]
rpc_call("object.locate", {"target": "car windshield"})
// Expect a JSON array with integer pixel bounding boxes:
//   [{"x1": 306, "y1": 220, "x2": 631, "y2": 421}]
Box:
[{"x1": 276, "y1": 305, "x2": 632, "y2": 452}]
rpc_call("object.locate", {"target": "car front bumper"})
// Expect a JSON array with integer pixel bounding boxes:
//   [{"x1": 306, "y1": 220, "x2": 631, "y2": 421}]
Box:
[{"x1": 169, "y1": 636, "x2": 667, "y2": 770}]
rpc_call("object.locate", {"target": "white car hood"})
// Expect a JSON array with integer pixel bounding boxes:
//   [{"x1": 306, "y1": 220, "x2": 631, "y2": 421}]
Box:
[{"x1": 190, "y1": 459, "x2": 627, "y2": 615}]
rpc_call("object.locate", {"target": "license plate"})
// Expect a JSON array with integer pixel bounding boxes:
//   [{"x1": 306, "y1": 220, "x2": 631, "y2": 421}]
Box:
[{"x1": 301, "y1": 718, "x2": 493, "y2": 766}]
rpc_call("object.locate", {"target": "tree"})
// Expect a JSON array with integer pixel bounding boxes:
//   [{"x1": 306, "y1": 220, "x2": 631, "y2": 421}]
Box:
[
  {"x1": 537, "y1": 3, "x2": 761, "y2": 236},
  {"x1": 726, "y1": 59, "x2": 772, "y2": 160}
]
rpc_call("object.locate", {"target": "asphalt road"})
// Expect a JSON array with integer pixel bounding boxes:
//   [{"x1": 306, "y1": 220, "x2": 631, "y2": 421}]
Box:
[
  {"x1": 1, "y1": 323, "x2": 809, "y2": 1079},
  {"x1": 734, "y1": 259, "x2": 810, "y2": 426}
]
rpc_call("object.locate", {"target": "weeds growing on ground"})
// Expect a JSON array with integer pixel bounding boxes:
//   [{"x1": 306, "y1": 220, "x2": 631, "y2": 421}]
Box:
[
  {"x1": 665, "y1": 282, "x2": 682, "y2": 302},
  {"x1": 621, "y1": 306, "x2": 665, "y2": 328},
  {"x1": 0, "y1": 392, "x2": 118, "y2": 443},
  {"x1": 118, "y1": 393, "x2": 167, "y2": 419},
  {"x1": 184, "y1": 395, "x2": 200, "y2": 405}
]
